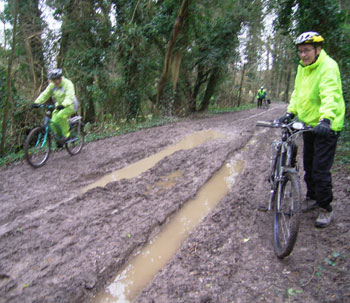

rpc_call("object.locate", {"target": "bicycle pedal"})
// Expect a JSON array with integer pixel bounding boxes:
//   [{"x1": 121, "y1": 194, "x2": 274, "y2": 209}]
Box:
[{"x1": 257, "y1": 205, "x2": 268, "y2": 212}]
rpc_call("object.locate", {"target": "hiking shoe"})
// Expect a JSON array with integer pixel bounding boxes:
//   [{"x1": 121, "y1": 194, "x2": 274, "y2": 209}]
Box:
[
  {"x1": 302, "y1": 197, "x2": 318, "y2": 213},
  {"x1": 315, "y1": 208, "x2": 334, "y2": 228}
]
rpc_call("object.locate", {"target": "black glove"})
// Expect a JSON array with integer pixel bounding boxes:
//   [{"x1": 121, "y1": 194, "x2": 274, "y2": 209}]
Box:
[
  {"x1": 31, "y1": 103, "x2": 40, "y2": 109},
  {"x1": 56, "y1": 105, "x2": 65, "y2": 111},
  {"x1": 314, "y1": 119, "x2": 331, "y2": 136},
  {"x1": 277, "y1": 112, "x2": 295, "y2": 124}
]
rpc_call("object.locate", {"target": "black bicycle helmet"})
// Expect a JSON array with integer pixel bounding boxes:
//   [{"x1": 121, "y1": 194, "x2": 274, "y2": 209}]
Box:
[{"x1": 48, "y1": 68, "x2": 63, "y2": 80}]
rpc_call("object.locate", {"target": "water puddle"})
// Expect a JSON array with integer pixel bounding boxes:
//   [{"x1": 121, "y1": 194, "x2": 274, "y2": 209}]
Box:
[
  {"x1": 82, "y1": 130, "x2": 225, "y2": 193},
  {"x1": 92, "y1": 158, "x2": 245, "y2": 303}
]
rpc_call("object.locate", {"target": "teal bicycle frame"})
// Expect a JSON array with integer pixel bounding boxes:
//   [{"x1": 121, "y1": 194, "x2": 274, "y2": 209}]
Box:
[{"x1": 37, "y1": 104, "x2": 70, "y2": 145}]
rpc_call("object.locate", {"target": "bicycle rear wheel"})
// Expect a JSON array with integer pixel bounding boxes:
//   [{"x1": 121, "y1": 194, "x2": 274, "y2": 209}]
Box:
[
  {"x1": 273, "y1": 171, "x2": 301, "y2": 258},
  {"x1": 66, "y1": 121, "x2": 85, "y2": 155},
  {"x1": 24, "y1": 126, "x2": 51, "y2": 168}
]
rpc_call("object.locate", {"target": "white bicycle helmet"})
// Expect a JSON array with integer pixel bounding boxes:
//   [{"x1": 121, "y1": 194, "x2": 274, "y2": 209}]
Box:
[{"x1": 295, "y1": 31, "x2": 324, "y2": 46}]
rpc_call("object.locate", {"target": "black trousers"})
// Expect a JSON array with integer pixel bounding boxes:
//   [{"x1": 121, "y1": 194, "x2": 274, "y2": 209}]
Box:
[
  {"x1": 257, "y1": 98, "x2": 263, "y2": 108},
  {"x1": 303, "y1": 131, "x2": 340, "y2": 211}
]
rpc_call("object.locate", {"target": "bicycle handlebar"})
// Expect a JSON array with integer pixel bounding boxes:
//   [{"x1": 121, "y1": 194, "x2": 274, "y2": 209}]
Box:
[
  {"x1": 256, "y1": 121, "x2": 280, "y2": 128},
  {"x1": 256, "y1": 120, "x2": 313, "y2": 132},
  {"x1": 32, "y1": 104, "x2": 55, "y2": 109},
  {"x1": 32, "y1": 104, "x2": 64, "y2": 111}
]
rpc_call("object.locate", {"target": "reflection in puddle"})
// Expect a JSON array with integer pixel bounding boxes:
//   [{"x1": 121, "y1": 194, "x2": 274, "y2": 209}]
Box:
[
  {"x1": 92, "y1": 159, "x2": 245, "y2": 303},
  {"x1": 82, "y1": 130, "x2": 225, "y2": 193}
]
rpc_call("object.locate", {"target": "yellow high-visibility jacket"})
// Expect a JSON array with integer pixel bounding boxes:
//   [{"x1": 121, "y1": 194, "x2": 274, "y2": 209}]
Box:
[
  {"x1": 35, "y1": 77, "x2": 75, "y2": 109},
  {"x1": 288, "y1": 49, "x2": 345, "y2": 131}
]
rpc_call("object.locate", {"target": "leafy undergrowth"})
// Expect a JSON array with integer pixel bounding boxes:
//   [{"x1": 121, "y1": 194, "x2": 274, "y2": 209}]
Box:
[
  {"x1": 0, "y1": 104, "x2": 259, "y2": 167},
  {"x1": 334, "y1": 119, "x2": 350, "y2": 172},
  {"x1": 208, "y1": 103, "x2": 256, "y2": 114},
  {"x1": 0, "y1": 115, "x2": 180, "y2": 167}
]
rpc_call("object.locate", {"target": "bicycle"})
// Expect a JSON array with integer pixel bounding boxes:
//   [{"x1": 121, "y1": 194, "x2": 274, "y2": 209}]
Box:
[
  {"x1": 24, "y1": 104, "x2": 85, "y2": 168},
  {"x1": 264, "y1": 99, "x2": 270, "y2": 109},
  {"x1": 256, "y1": 120, "x2": 312, "y2": 258}
]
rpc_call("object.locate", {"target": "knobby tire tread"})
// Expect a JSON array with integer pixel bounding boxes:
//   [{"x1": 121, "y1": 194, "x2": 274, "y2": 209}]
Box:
[
  {"x1": 66, "y1": 121, "x2": 85, "y2": 156},
  {"x1": 24, "y1": 126, "x2": 51, "y2": 168},
  {"x1": 273, "y1": 171, "x2": 301, "y2": 258}
]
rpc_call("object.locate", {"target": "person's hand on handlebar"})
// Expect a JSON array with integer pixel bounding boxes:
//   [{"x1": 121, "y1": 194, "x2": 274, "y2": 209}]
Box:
[
  {"x1": 56, "y1": 105, "x2": 65, "y2": 111},
  {"x1": 277, "y1": 112, "x2": 295, "y2": 124}
]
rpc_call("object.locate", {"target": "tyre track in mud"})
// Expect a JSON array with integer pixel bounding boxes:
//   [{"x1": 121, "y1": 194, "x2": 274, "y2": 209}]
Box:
[
  {"x1": 1, "y1": 104, "x2": 288, "y2": 303},
  {"x1": 134, "y1": 107, "x2": 350, "y2": 303}
]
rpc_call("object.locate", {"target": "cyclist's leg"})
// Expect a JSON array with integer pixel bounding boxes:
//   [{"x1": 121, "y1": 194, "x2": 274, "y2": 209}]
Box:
[
  {"x1": 312, "y1": 132, "x2": 339, "y2": 211},
  {"x1": 52, "y1": 105, "x2": 75, "y2": 138}
]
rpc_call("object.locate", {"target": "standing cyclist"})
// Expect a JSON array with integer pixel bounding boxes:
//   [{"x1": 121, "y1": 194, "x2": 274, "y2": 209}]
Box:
[
  {"x1": 33, "y1": 69, "x2": 78, "y2": 146},
  {"x1": 277, "y1": 32, "x2": 345, "y2": 228},
  {"x1": 257, "y1": 86, "x2": 267, "y2": 108}
]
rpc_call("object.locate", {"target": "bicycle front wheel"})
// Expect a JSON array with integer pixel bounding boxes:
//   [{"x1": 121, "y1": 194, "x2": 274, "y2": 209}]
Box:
[
  {"x1": 66, "y1": 121, "x2": 85, "y2": 155},
  {"x1": 273, "y1": 171, "x2": 301, "y2": 258},
  {"x1": 24, "y1": 126, "x2": 51, "y2": 168}
]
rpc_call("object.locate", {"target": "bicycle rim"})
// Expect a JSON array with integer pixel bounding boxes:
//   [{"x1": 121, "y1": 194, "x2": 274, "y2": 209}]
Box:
[
  {"x1": 66, "y1": 121, "x2": 85, "y2": 155},
  {"x1": 273, "y1": 172, "x2": 301, "y2": 258},
  {"x1": 24, "y1": 127, "x2": 51, "y2": 168}
]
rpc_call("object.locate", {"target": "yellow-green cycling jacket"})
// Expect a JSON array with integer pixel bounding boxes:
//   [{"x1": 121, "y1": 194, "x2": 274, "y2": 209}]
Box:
[
  {"x1": 35, "y1": 76, "x2": 76, "y2": 110},
  {"x1": 287, "y1": 49, "x2": 345, "y2": 132}
]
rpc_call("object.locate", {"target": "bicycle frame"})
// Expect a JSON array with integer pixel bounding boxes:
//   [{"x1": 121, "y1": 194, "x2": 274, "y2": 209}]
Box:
[
  {"x1": 37, "y1": 106, "x2": 66, "y2": 143},
  {"x1": 257, "y1": 121, "x2": 312, "y2": 211}
]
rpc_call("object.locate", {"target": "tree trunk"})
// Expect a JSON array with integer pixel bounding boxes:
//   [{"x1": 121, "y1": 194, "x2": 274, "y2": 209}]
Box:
[
  {"x1": 188, "y1": 64, "x2": 206, "y2": 113},
  {"x1": 237, "y1": 63, "x2": 246, "y2": 107},
  {"x1": 156, "y1": 0, "x2": 190, "y2": 108},
  {"x1": 81, "y1": 78, "x2": 96, "y2": 123},
  {"x1": 57, "y1": 0, "x2": 75, "y2": 67},
  {"x1": 1, "y1": 0, "x2": 18, "y2": 156},
  {"x1": 18, "y1": 0, "x2": 46, "y2": 93},
  {"x1": 284, "y1": 65, "x2": 292, "y2": 103},
  {"x1": 198, "y1": 67, "x2": 220, "y2": 112}
]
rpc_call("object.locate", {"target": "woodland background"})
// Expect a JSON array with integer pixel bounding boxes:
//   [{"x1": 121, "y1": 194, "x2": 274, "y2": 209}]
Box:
[{"x1": 0, "y1": 0, "x2": 349, "y2": 160}]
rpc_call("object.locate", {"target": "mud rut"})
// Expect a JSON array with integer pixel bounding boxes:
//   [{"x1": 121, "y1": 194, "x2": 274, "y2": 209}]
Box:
[{"x1": 0, "y1": 104, "x2": 349, "y2": 303}]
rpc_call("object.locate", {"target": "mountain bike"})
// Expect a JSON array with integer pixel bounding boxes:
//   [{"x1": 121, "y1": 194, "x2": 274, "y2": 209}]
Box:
[
  {"x1": 256, "y1": 120, "x2": 312, "y2": 258},
  {"x1": 264, "y1": 99, "x2": 270, "y2": 109},
  {"x1": 24, "y1": 104, "x2": 85, "y2": 168}
]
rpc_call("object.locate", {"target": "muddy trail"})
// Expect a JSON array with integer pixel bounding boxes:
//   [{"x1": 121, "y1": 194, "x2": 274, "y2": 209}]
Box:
[{"x1": 1, "y1": 104, "x2": 349, "y2": 303}]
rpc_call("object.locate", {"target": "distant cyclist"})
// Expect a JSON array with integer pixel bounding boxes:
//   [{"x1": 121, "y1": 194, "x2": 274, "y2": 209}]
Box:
[
  {"x1": 256, "y1": 86, "x2": 267, "y2": 108},
  {"x1": 277, "y1": 32, "x2": 345, "y2": 228},
  {"x1": 33, "y1": 69, "x2": 78, "y2": 145}
]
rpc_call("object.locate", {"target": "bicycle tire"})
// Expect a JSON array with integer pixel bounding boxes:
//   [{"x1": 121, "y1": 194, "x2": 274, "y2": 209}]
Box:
[
  {"x1": 24, "y1": 126, "x2": 51, "y2": 168},
  {"x1": 66, "y1": 121, "x2": 85, "y2": 156},
  {"x1": 273, "y1": 171, "x2": 301, "y2": 258}
]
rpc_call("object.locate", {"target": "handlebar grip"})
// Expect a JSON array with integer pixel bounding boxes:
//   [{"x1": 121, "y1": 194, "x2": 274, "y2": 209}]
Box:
[{"x1": 256, "y1": 121, "x2": 278, "y2": 128}]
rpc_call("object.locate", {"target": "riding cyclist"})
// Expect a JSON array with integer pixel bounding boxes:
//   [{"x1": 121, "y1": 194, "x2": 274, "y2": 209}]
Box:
[
  {"x1": 33, "y1": 69, "x2": 78, "y2": 146},
  {"x1": 257, "y1": 86, "x2": 267, "y2": 108},
  {"x1": 277, "y1": 32, "x2": 345, "y2": 228}
]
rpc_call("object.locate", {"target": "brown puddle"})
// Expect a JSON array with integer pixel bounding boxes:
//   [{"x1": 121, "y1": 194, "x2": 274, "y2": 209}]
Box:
[
  {"x1": 92, "y1": 158, "x2": 245, "y2": 303},
  {"x1": 81, "y1": 130, "x2": 225, "y2": 193}
]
